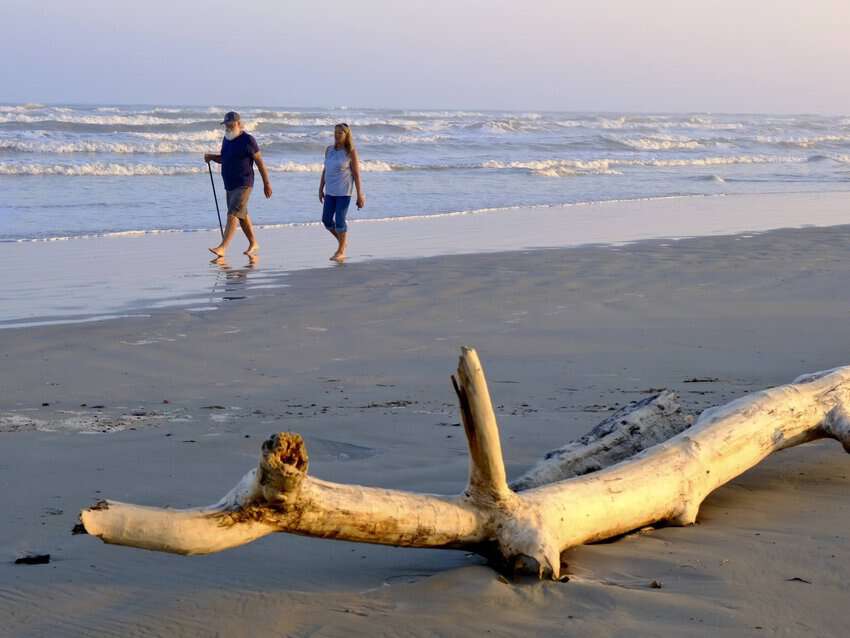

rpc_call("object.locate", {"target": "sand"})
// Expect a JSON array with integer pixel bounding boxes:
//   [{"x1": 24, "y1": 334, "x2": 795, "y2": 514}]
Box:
[{"x1": 2, "y1": 209, "x2": 850, "y2": 635}]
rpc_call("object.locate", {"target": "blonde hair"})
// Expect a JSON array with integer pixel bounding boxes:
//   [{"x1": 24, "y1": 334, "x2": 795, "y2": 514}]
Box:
[{"x1": 335, "y1": 123, "x2": 355, "y2": 155}]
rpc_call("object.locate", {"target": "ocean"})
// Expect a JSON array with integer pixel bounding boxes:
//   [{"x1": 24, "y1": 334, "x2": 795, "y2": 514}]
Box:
[{"x1": 2, "y1": 104, "x2": 850, "y2": 243}]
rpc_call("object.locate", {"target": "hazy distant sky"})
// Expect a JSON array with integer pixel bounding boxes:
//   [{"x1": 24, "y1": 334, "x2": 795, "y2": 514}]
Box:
[{"x1": 4, "y1": 0, "x2": 849, "y2": 113}]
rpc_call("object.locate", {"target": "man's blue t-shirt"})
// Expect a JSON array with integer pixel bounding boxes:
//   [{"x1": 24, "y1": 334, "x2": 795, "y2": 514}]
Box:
[{"x1": 220, "y1": 132, "x2": 259, "y2": 191}]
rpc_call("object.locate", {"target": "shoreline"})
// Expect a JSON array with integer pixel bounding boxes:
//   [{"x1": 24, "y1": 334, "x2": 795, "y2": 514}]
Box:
[
  {"x1": 3, "y1": 190, "x2": 850, "y2": 329},
  {"x1": 5, "y1": 193, "x2": 700, "y2": 244}
]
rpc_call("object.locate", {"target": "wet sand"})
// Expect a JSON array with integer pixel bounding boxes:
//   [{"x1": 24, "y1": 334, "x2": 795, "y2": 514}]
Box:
[
  {"x1": 4, "y1": 190, "x2": 850, "y2": 328},
  {"x1": 1, "y1": 219, "x2": 850, "y2": 636}
]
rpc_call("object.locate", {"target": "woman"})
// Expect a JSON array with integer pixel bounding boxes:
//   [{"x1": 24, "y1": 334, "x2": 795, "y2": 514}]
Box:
[{"x1": 319, "y1": 123, "x2": 365, "y2": 262}]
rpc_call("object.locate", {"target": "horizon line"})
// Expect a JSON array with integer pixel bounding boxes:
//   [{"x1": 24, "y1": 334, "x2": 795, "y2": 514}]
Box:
[{"x1": 0, "y1": 100, "x2": 846, "y2": 119}]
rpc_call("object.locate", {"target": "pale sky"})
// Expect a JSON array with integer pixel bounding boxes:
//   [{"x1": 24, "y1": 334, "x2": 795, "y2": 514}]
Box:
[{"x1": 4, "y1": 0, "x2": 850, "y2": 113}]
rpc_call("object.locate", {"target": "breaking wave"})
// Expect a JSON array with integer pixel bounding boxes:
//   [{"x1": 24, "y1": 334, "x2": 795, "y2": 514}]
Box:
[
  {"x1": 0, "y1": 159, "x2": 396, "y2": 176},
  {"x1": 611, "y1": 135, "x2": 705, "y2": 151},
  {"x1": 480, "y1": 155, "x2": 808, "y2": 177},
  {"x1": 755, "y1": 134, "x2": 850, "y2": 148},
  {"x1": 1, "y1": 154, "x2": 819, "y2": 177}
]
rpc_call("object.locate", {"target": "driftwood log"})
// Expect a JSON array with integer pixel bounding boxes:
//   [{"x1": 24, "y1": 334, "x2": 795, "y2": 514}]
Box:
[{"x1": 80, "y1": 347, "x2": 850, "y2": 579}]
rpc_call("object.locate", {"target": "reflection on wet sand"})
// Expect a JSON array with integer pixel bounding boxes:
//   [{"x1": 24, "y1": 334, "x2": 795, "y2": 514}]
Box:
[{"x1": 210, "y1": 255, "x2": 258, "y2": 302}]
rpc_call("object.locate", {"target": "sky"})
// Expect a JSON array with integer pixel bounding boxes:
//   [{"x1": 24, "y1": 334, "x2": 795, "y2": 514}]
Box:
[{"x1": 3, "y1": 0, "x2": 850, "y2": 113}]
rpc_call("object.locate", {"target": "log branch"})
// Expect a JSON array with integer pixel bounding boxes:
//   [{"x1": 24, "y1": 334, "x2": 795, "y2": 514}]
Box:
[
  {"x1": 510, "y1": 390, "x2": 691, "y2": 491},
  {"x1": 82, "y1": 433, "x2": 487, "y2": 555},
  {"x1": 80, "y1": 350, "x2": 850, "y2": 579}
]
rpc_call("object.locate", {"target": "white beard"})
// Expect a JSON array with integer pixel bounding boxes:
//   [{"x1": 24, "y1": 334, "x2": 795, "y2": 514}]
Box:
[{"x1": 224, "y1": 128, "x2": 241, "y2": 141}]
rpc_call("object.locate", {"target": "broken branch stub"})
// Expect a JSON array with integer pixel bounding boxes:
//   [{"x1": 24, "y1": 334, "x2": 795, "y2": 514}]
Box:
[
  {"x1": 452, "y1": 347, "x2": 514, "y2": 506},
  {"x1": 80, "y1": 349, "x2": 850, "y2": 580}
]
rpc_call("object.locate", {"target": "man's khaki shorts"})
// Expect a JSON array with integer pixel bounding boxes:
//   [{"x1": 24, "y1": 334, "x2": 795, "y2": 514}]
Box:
[{"x1": 226, "y1": 187, "x2": 252, "y2": 220}]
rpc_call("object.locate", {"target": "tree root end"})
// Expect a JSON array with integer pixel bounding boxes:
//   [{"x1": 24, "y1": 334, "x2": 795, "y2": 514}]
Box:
[{"x1": 258, "y1": 432, "x2": 309, "y2": 497}]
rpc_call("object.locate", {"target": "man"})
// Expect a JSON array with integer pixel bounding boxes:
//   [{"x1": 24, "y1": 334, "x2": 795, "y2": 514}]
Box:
[{"x1": 204, "y1": 111, "x2": 272, "y2": 257}]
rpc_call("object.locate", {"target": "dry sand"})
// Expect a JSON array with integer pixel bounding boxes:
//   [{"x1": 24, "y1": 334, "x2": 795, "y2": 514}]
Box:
[{"x1": 2, "y1": 220, "x2": 850, "y2": 636}]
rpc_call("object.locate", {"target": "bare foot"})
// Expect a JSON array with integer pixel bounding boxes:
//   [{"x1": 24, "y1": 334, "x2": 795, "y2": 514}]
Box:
[
  {"x1": 209, "y1": 247, "x2": 225, "y2": 257},
  {"x1": 331, "y1": 253, "x2": 346, "y2": 263},
  {"x1": 244, "y1": 244, "x2": 259, "y2": 256}
]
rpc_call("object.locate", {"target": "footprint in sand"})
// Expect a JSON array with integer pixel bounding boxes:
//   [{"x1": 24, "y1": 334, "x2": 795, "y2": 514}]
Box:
[
  {"x1": 120, "y1": 332, "x2": 187, "y2": 346},
  {"x1": 504, "y1": 310, "x2": 529, "y2": 324},
  {"x1": 120, "y1": 337, "x2": 179, "y2": 346}
]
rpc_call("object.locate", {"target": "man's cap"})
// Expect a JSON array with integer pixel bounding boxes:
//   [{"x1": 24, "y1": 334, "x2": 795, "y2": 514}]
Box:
[{"x1": 221, "y1": 111, "x2": 240, "y2": 125}]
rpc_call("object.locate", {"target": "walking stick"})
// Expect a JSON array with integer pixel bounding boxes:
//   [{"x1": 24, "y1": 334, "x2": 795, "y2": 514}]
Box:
[{"x1": 208, "y1": 162, "x2": 224, "y2": 239}]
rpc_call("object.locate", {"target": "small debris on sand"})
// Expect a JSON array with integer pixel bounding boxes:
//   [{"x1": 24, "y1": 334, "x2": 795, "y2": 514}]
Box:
[{"x1": 15, "y1": 554, "x2": 50, "y2": 565}]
